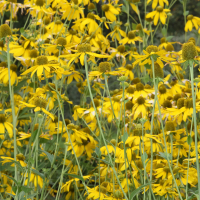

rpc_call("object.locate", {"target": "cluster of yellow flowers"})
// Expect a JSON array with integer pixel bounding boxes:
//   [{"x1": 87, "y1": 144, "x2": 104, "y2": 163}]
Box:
[{"x1": 0, "y1": 0, "x2": 200, "y2": 199}]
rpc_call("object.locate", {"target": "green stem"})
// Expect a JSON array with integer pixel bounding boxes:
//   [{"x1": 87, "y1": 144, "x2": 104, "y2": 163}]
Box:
[
  {"x1": 122, "y1": 81, "x2": 130, "y2": 198},
  {"x1": 183, "y1": 0, "x2": 187, "y2": 42},
  {"x1": 189, "y1": 63, "x2": 200, "y2": 199},
  {"x1": 7, "y1": 39, "x2": 18, "y2": 198}
]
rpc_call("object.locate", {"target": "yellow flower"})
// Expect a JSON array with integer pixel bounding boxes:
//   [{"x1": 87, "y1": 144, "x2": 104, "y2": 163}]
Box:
[
  {"x1": 21, "y1": 55, "x2": 61, "y2": 79},
  {"x1": 157, "y1": 84, "x2": 170, "y2": 104},
  {"x1": 62, "y1": 176, "x2": 90, "y2": 200},
  {"x1": 20, "y1": 96, "x2": 55, "y2": 120},
  {"x1": 36, "y1": 26, "x2": 52, "y2": 41},
  {"x1": 9, "y1": 41, "x2": 30, "y2": 58},
  {"x1": 86, "y1": 185, "x2": 109, "y2": 199},
  {"x1": 0, "y1": 113, "x2": 13, "y2": 139},
  {"x1": 120, "y1": 30, "x2": 143, "y2": 45},
  {"x1": 185, "y1": 15, "x2": 200, "y2": 32},
  {"x1": 60, "y1": 0, "x2": 84, "y2": 21},
  {"x1": 72, "y1": 105, "x2": 86, "y2": 121},
  {"x1": 0, "y1": 64, "x2": 18, "y2": 85},
  {"x1": 133, "y1": 82, "x2": 154, "y2": 100},
  {"x1": 146, "y1": 6, "x2": 170, "y2": 25},
  {"x1": 60, "y1": 43, "x2": 110, "y2": 66},
  {"x1": 73, "y1": 13, "x2": 102, "y2": 35},
  {"x1": 1, "y1": 154, "x2": 27, "y2": 167},
  {"x1": 28, "y1": 0, "x2": 54, "y2": 17},
  {"x1": 101, "y1": 3, "x2": 120, "y2": 22},
  {"x1": 24, "y1": 169, "x2": 44, "y2": 188},
  {"x1": 47, "y1": 18, "x2": 65, "y2": 35},
  {"x1": 106, "y1": 25, "x2": 126, "y2": 41},
  {"x1": 132, "y1": 45, "x2": 174, "y2": 67},
  {"x1": 65, "y1": 29, "x2": 81, "y2": 44},
  {"x1": 118, "y1": 64, "x2": 134, "y2": 80},
  {"x1": 60, "y1": 65, "x2": 83, "y2": 85},
  {"x1": 147, "y1": 0, "x2": 169, "y2": 9},
  {"x1": 132, "y1": 96, "x2": 151, "y2": 120}
]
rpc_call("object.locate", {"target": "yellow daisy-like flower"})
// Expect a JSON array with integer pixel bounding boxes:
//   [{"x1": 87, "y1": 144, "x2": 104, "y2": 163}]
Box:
[
  {"x1": 147, "y1": 0, "x2": 169, "y2": 9},
  {"x1": 101, "y1": 3, "x2": 120, "y2": 22},
  {"x1": 21, "y1": 55, "x2": 61, "y2": 79},
  {"x1": 60, "y1": 0, "x2": 84, "y2": 21},
  {"x1": 146, "y1": 6, "x2": 170, "y2": 25},
  {"x1": 60, "y1": 43, "x2": 110, "y2": 66},
  {"x1": 106, "y1": 24, "x2": 126, "y2": 41},
  {"x1": 132, "y1": 45, "x2": 174, "y2": 67},
  {"x1": 0, "y1": 113, "x2": 13, "y2": 139},
  {"x1": 0, "y1": 64, "x2": 18, "y2": 86},
  {"x1": 120, "y1": 30, "x2": 143, "y2": 45},
  {"x1": 132, "y1": 96, "x2": 151, "y2": 120},
  {"x1": 185, "y1": 15, "x2": 200, "y2": 32},
  {"x1": 1, "y1": 154, "x2": 27, "y2": 167},
  {"x1": 73, "y1": 13, "x2": 102, "y2": 35},
  {"x1": 28, "y1": 0, "x2": 54, "y2": 16},
  {"x1": 118, "y1": 64, "x2": 134, "y2": 81},
  {"x1": 24, "y1": 169, "x2": 44, "y2": 188},
  {"x1": 36, "y1": 26, "x2": 52, "y2": 41},
  {"x1": 47, "y1": 18, "x2": 65, "y2": 35},
  {"x1": 20, "y1": 96, "x2": 55, "y2": 120},
  {"x1": 65, "y1": 29, "x2": 81, "y2": 44}
]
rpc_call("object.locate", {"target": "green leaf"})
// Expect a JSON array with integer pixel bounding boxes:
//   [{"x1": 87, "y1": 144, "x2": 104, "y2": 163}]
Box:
[
  {"x1": 24, "y1": 123, "x2": 29, "y2": 133},
  {"x1": 151, "y1": 54, "x2": 159, "y2": 61},
  {"x1": 12, "y1": 186, "x2": 18, "y2": 194},
  {"x1": 187, "y1": 135, "x2": 193, "y2": 145},
  {"x1": 31, "y1": 168, "x2": 44, "y2": 178},
  {"x1": 0, "y1": 54, "x2": 7, "y2": 62},
  {"x1": 18, "y1": 113, "x2": 35, "y2": 120},
  {"x1": 132, "y1": 23, "x2": 137, "y2": 30},
  {"x1": 194, "y1": 60, "x2": 199, "y2": 65},
  {"x1": 95, "y1": 147, "x2": 101, "y2": 157},
  {"x1": 129, "y1": 182, "x2": 152, "y2": 200},
  {"x1": 122, "y1": 5, "x2": 127, "y2": 13},
  {"x1": 158, "y1": 152, "x2": 172, "y2": 160},
  {"x1": 39, "y1": 149, "x2": 54, "y2": 164},
  {"x1": 26, "y1": 193, "x2": 37, "y2": 199},
  {"x1": 20, "y1": 186, "x2": 33, "y2": 193},
  {"x1": 140, "y1": 74, "x2": 150, "y2": 83},
  {"x1": 20, "y1": 28, "x2": 24, "y2": 33},
  {"x1": 100, "y1": 159, "x2": 113, "y2": 167},
  {"x1": 183, "y1": 11, "x2": 189, "y2": 16},
  {"x1": 30, "y1": 129, "x2": 39, "y2": 143},
  {"x1": 144, "y1": 63, "x2": 151, "y2": 69},
  {"x1": 65, "y1": 173, "x2": 84, "y2": 182},
  {"x1": 141, "y1": 152, "x2": 148, "y2": 164},
  {"x1": 122, "y1": 131, "x2": 128, "y2": 143},
  {"x1": 5, "y1": 193, "x2": 15, "y2": 198},
  {"x1": 166, "y1": 36, "x2": 174, "y2": 41},
  {"x1": 14, "y1": 79, "x2": 28, "y2": 93}
]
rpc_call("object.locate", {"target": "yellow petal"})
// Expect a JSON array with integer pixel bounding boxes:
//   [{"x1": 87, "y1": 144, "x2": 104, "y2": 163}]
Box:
[{"x1": 0, "y1": 123, "x2": 5, "y2": 134}]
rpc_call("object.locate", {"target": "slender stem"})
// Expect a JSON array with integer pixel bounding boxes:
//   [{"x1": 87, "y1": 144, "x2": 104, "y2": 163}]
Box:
[
  {"x1": 183, "y1": 0, "x2": 187, "y2": 42},
  {"x1": 10, "y1": 3, "x2": 13, "y2": 30},
  {"x1": 122, "y1": 81, "x2": 130, "y2": 198},
  {"x1": 189, "y1": 63, "x2": 200, "y2": 199},
  {"x1": 7, "y1": 39, "x2": 18, "y2": 197}
]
